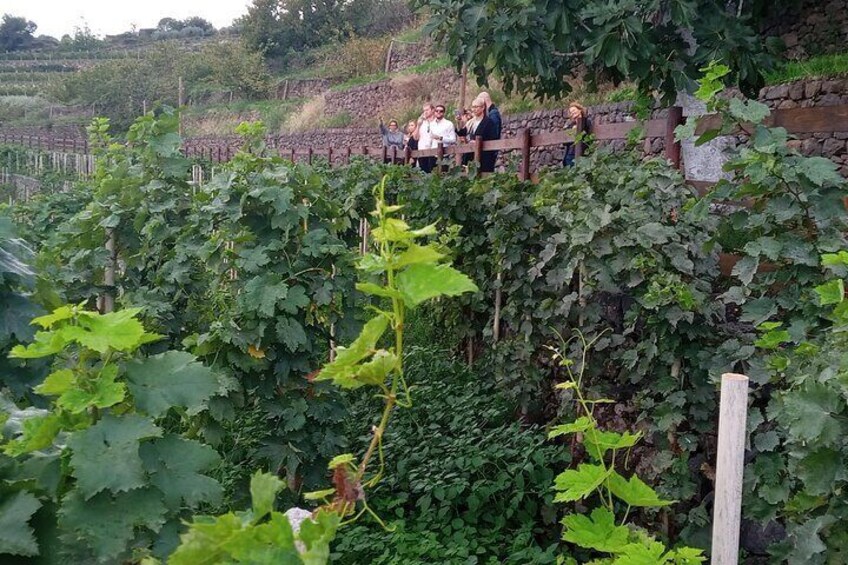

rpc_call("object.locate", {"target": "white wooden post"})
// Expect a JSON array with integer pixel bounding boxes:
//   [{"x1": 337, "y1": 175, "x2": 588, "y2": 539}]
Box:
[{"x1": 710, "y1": 372, "x2": 749, "y2": 565}]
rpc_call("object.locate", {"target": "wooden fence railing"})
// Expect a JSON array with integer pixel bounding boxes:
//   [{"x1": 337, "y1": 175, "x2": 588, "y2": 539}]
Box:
[{"x1": 2, "y1": 104, "x2": 848, "y2": 182}]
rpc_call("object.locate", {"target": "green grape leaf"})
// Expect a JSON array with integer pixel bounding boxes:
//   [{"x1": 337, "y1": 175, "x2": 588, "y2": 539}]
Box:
[
  {"x1": 355, "y1": 350, "x2": 398, "y2": 385},
  {"x1": 140, "y1": 435, "x2": 222, "y2": 510},
  {"x1": 9, "y1": 330, "x2": 66, "y2": 359},
  {"x1": 548, "y1": 416, "x2": 593, "y2": 438},
  {"x1": 298, "y1": 509, "x2": 341, "y2": 565},
  {"x1": 393, "y1": 243, "x2": 444, "y2": 268},
  {"x1": 224, "y1": 513, "x2": 301, "y2": 564},
  {"x1": 169, "y1": 513, "x2": 243, "y2": 565},
  {"x1": 34, "y1": 369, "x2": 75, "y2": 396},
  {"x1": 583, "y1": 430, "x2": 642, "y2": 460},
  {"x1": 357, "y1": 253, "x2": 388, "y2": 274},
  {"x1": 814, "y1": 279, "x2": 844, "y2": 306},
  {"x1": 821, "y1": 251, "x2": 848, "y2": 268},
  {"x1": 126, "y1": 351, "x2": 220, "y2": 417},
  {"x1": 608, "y1": 471, "x2": 675, "y2": 507},
  {"x1": 553, "y1": 464, "x2": 610, "y2": 502},
  {"x1": 315, "y1": 315, "x2": 389, "y2": 387},
  {"x1": 69, "y1": 308, "x2": 161, "y2": 353},
  {"x1": 355, "y1": 282, "x2": 402, "y2": 300},
  {"x1": 731, "y1": 256, "x2": 759, "y2": 286},
  {"x1": 31, "y1": 305, "x2": 74, "y2": 329},
  {"x1": 250, "y1": 472, "x2": 285, "y2": 519},
  {"x1": 328, "y1": 453, "x2": 355, "y2": 469},
  {"x1": 796, "y1": 448, "x2": 843, "y2": 498},
  {"x1": 4, "y1": 413, "x2": 61, "y2": 456},
  {"x1": 59, "y1": 487, "x2": 167, "y2": 562},
  {"x1": 0, "y1": 491, "x2": 41, "y2": 556},
  {"x1": 396, "y1": 263, "x2": 478, "y2": 307},
  {"x1": 56, "y1": 364, "x2": 126, "y2": 414},
  {"x1": 371, "y1": 218, "x2": 413, "y2": 243},
  {"x1": 613, "y1": 540, "x2": 670, "y2": 564},
  {"x1": 68, "y1": 414, "x2": 162, "y2": 498},
  {"x1": 562, "y1": 507, "x2": 629, "y2": 553},
  {"x1": 669, "y1": 546, "x2": 706, "y2": 564},
  {"x1": 276, "y1": 317, "x2": 308, "y2": 352},
  {"x1": 781, "y1": 382, "x2": 842, "y2": 445},
  {"x1": 728, "y1": 98, "x2": 770, "y2": 124}
]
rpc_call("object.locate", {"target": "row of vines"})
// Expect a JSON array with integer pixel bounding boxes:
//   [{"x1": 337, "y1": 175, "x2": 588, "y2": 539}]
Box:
[{"x1": 0, "y1": 68, "x2": 847, "y2": 563}]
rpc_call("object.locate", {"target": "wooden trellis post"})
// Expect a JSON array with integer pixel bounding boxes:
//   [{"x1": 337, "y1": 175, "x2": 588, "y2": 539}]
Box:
[{"x1": 711, "y1": 372, "x2": 749, "y2": 565}]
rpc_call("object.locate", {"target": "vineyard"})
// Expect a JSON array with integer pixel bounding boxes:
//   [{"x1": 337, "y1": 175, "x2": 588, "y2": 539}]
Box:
[{"x1": 0, "y1": 67, "x2": 847, "y2": 565}]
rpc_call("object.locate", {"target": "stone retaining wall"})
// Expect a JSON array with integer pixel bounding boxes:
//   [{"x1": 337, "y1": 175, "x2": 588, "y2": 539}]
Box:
[
  {"x1": 761, "y1": 0, "x2": 848, "y2": 60},
  {"x1": 324, "y1": 68, "x2": 463, "y2": 120},
  {"x1": 387, "y1": 39, "x2": 436, "y2": 73},
  {"x1": 760, "y1": 79, "x2": 848, "y2": 175},
  {"x1": 276, "y1": 78, "x2": 343, "y2": 100}
]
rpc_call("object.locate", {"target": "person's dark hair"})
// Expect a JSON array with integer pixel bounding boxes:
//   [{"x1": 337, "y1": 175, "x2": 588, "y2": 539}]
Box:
[{"x1": 435, "y1": 105, "x2": 446, "y2": 112}]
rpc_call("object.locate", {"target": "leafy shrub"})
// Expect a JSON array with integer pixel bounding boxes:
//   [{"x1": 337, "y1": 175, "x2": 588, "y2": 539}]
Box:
[{"x1": 332, "y1": 347, "x2": 565, "y2": 564}]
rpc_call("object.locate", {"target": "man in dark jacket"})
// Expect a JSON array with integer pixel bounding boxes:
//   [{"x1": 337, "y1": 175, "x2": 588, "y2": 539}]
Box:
[{"x1": 469, "y1": 97, "x2": 499, "y2": 173}]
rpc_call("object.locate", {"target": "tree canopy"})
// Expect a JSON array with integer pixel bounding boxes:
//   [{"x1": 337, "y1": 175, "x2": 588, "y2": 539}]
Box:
[
  {"x1": 0, "y1": 14, "x2": 37, "y2": 52},
  {"x1": 238, "y1": 0, "x2": 412, "y2": 61},
  {"x1": 417, "y1": 0, "x2": 782, "y2": 100}
]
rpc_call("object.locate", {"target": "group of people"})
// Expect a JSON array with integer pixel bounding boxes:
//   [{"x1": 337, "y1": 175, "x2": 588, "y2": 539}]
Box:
[
  {"x1": 379, "y1": 92, "x2": 502, "y2": 173},
  {"x1": 378, "y1": 95, "x2": 590, "y2": 173}
]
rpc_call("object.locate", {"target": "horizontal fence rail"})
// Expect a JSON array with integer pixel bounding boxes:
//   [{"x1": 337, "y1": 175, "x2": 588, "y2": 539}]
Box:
[{"x1": 3, "y1": 104, "x2": 848, "y2": 183}]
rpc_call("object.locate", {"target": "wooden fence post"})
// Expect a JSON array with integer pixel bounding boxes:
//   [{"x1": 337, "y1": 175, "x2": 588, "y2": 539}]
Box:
[
  {"x1": 103, "y1": 229, "x2": 117, "y2": 313},
  {"x1": 345, "y1": 147, "x2": 352, "y2": 165},
  {"x1": 474, "y1": 135, "x2": 483, "y2": 170},
  {"x1": 711, "y1": 372, "x2": 749, "y2": 565},
  {"x1": 327, "y1": 147, "x2": 333, "y2": 168},
  {"x1": 435, "y1": 142, "x2": 444, "y2": 176},
  {"x1": 391, "y1": 146, "x2": 398, "y2": 164},
  {"x1": 384, "y1": 40, "x2": 394, "y2": 74},
  {"x1": 291, "y1": 148, "x2": 296, "y2": 163},
  {"x1": 665, "y1": 105, "x2": 684, "y2": 170},
  {"x1": 307, "y1": 147, "x2": 313, "y2": 165},
  {"x1": 381, "y1": 145, "x2": 388, "y2": 163},
  {"x1": 519, "y1": 128, "x2": 531, "y2": 181}
]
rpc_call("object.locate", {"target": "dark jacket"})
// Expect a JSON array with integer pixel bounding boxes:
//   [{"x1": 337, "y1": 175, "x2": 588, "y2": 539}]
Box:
[
  {"x1": 487, "y1": 105, "x2": 502, "y2": 139},
  {"x1": 468, "y1": 115, "x2": 499, "y2": 172}
]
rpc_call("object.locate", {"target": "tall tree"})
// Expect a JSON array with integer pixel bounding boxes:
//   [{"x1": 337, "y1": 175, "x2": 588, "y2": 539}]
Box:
[
  {"x1": 0, "y1": 14, "x2": 37, "y2": 52},
  {"x1": 417, "y1": 0, "x2": 782, "y2": 100}
]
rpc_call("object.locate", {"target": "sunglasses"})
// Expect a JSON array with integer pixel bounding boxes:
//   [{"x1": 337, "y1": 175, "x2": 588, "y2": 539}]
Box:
[{"x1": 435, "y1": 109, "x2": 445, "y2": 113}]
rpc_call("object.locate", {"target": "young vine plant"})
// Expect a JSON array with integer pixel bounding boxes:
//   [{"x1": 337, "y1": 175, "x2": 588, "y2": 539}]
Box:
[
  {"x1": 167, "y1": 177, "x2": 479, "y2": 563},
  {"x1": 548, "y1": 331, "x2": 706, "y2": 565}
]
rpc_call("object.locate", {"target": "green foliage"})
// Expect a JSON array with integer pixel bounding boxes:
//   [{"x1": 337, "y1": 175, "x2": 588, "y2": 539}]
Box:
[
  {"x1": 764, "y1": 52, "x2": 848, "y2": 85},
  {"x1": 419, "y1": 0, "x2": 780, "y2": 101},
  {"x1": 0, "y1": 306, "x2": 224, "y2": 561},
  {"x1": 50, "y1": 41, "x2": 273, "y2": 130},
  {"x1": 676, "y1": 62, "x2": 848, "y2": 562},
  {"x1": 333, "y1": 348, "x2": 564, "y2": 564},
  {"x1": 169, "y1": 471, "x2": 340, "y2": 565},
  {"x1": 0, "y1": 14, "x2": 37, "y2": 52},
  {"x1": 239, "y1": 0, "x2": 412, "y2": 64},
  {"x1": 548, "y1": 333, "x2": 704, "y2": 564}
]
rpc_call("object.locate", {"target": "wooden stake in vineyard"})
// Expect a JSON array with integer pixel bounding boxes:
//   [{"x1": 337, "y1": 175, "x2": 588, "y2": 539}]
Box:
[{"x1": 711, "y1": 372, "x2": 749, "y2": 565}]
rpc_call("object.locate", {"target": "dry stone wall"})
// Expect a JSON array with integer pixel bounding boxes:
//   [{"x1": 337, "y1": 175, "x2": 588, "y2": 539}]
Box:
[
  {"x1": 276, "y1": 78, "x2": 343, "y2": 100},
  {"x1": 387, "y1": 39, "x2": 436, "y2": 73},
  {"x1": 760, "y1": 79, "x2": 848, "y2": 176},
  {"x1": 761, "y1": 0, "x2": 848, "y2": 59},
  {"x1": 324, "y1": 68, "x2": 463, "y2": 120}
]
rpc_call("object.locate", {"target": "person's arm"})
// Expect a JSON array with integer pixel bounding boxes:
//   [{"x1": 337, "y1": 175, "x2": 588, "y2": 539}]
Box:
[
  {"x1": 379, "y1": 119, "x2": 388, "y2": 136},
  {"x1": 440, "y1": 121, "x2": 457, "y2": 145}
]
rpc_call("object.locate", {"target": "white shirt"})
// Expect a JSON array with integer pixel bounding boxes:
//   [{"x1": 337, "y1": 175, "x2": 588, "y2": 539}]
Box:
[
  {"x1": 429, "y1": 118, "x2": 457, "y2": 147},
  {"x1": 418, "y1": 119, "x2": 435, "y2": 150}
]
